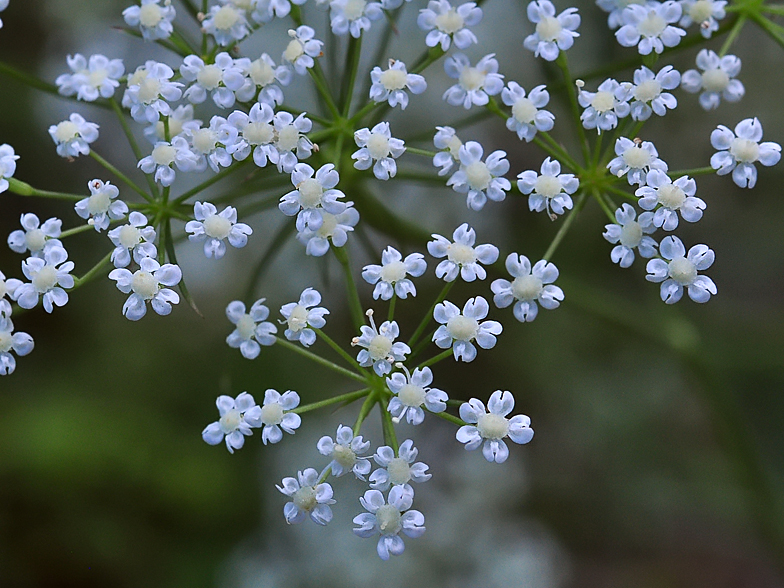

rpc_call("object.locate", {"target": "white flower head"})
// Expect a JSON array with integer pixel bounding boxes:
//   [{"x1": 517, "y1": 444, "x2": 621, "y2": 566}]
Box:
[
  {"x1": 108, "y1": 257, "x2": 181, "y2": 320},
  {"x1": 277, "y1": 469, "x2": 335, "y2": 525},
  {"x1": 432, "y1": 126, "x2": 462, "y2": 176},
  {"x1": 259, "y1": 388, "x2": 301, "y2": 444},
  {"x1": 252, "y1": 0, "x2": 305, "y2": 23},
  {"x1": 636, "y1": 170, "x2": 705, "y2": 230},
  {"x1": 417, "y1": 0, "x2": 483, "y2": 50},
  {"x1": 710, "y1": 118, "x2": 781, "y2": 189},
  {"x1": 615, "y1": 1, "x2": 686, "y2": 54},
  {"x1": 107, "y1": 211, "x2": 157, "y2": 268},
  {"x1": 0, "y1": 316, "x2": 34, "y2": 376},
  {"x1": 679, "y1": 0, "x2": 726, "y2": 38},
  {"x1": 185, "y1": 201, "x2": 252, "y2": 259},
  {"x1": 225, "y1": 299, "x2": 277, "y2": 359},
  {"x1": 0, "y1": 270, "x2": 22, "y2": 312},
  {"x1": 427, "y1": 223, "x2": 499, "y2": 282},
  {"x1": 369, "y1": 59, "x2": 427, "y2": 110},
  {"x1": 443, "y1": 53, "x2": 504, "y2": 109},
  {"x1": 578, "y1": 78, "x2": 630, "y2": 132},
  {"x1": 7, "y1": 213, "x2": 62, "y2": 258},
  {"x1": 523, "y1": 0, "x2": 580, "y2": 62},
  {"x1": 447, "y1": 141, "x2": 511, "y2": 211},
  {"x1": 273, "y1": 112, "x2": 313, "y2": 173},
  {"x1": 456, "y1": 390, "x2": 534, "y2": 463},
  {"x1": 48, "y1": 113, "x2": 99, "y2": 158},
  {"x1": 603, "y1": 203, "x2": 657, "y2": 268},
  {"x1": 75, "y1": 179, "x2": 128, "y2": 232},
  {"x1": 12, "y1": 246, "x2": 74, "y2": 313},
  {"x1": 501, "y1": 82, "x2": 554, "y2": 142},
  {"x1": 185, "y1": 116, "x2": 233, "y2": 173},
  {"x1": 491, "y1": 253, "x2": 563, "y2": 322},
  {"x1": 123, "y1": 61, "x2": 184, "y2": 124},
  {"x1": 362, "y1": 246, "x2": 426, "y2": 301},
  {"x1": 329, "y1": 0, "x2": 383, "y2": 38},
  {"x1": 55, "y1": 54, "x2": 125, "y2": 102},
  {"x1": 234, "y1": 53, "x2": 291, "y2": 107},
  {"x1": 353, "y1": 486, "x2": 425, "y2": 561},
  {"x1": 352, "y1": 122, "x2": 406, "y2": 181},
  {"x1": 144, "y1": 104, "x2": 201, "y2": 144},
  {"x1": 517, "y1": 157, "x2": 578, "y2": 216},
  {"x1": 138, "y1": 137, "x2": 200, "y2": 187},
  {"x1": 596, "y1": 0, "x2": 646, "y2": 29},
  {"x1": 317, "y1": 425, "x2": 371, "y2": 479},
  {"x1": 279, "y1": 163, "x2": 347, "y2": 232},
  {"x1": 353, "y1": 311, "x2": 410, "y2": 376},
  {"x1": 0, "y1": 143, "x2": 19, "y2": 194},
  {"x1": 281, "y1": 26, "x2": 323, "y2": 75},
  {"x1": 369, "y1": 439, "x2": 432, "y2": 494},
  {"x1": 386, "y1": 366, "x2": 448, "y2": 425},
  {"x1": 432, "y1": 296, "x2": 502, "y2": 362},
  {"x1": 606, "y1": 137, "x2": 668, "y2": 185},
  {"x1": 280, "y1": 287, "x2": 329, "y2": 347},
  {"x1": 625, "y1": 65, "x2": 680, "y2": 121},
  {"x1": 180, "y1": 52, "x2": 247, "y2": 109},
  {"x1": 202, "y1": 3, "x2": 250, "y2": 45},
  {"x1": 223, "y1": 102, "x2": 278, "y2": 167},
  {"x1": 123, "y1": 0, "x2": 176, "y2": 41},
  {"x1": 202, "y1": 392, "x2": 262, "y2": 453},
  {"x1": 646, "y1": 236, "x2": 716, "y2": 303},
  {"x1": 681, "y1": 50, "x2": 744, "y2": 111},
  {"x1": 297, "y1": 206, "x2": 360, "y2": 256}
]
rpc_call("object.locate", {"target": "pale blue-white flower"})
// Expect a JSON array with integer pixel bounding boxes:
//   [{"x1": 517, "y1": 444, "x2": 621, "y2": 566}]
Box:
[
  {"x1": 369, "y1": 439, "x2": 431, "y2": 493},
  {"x1": 281, "y1": 26, "x2": 323, "y2": 75},
  {"x1": 108, "y1": 257, "x2": 181, "y2": 320},
  {"x1": 48, "y1": 113, "x2": 99, "y2": 158},
  {"x1": 353, "y1": 312, "x2": 410, "y2": 376},
  {"x1": 280, "y1": 287, "x2": 329, "y2": 347},
  {"x1": 501, "y1": 82, "x2": 554, "y2": 142},
  {"x1": 273, "y1": 111, "x2": 313, "y2": 173},
  {"x1": 646, "y1": 236, "x2": 716, "y2": 303},
  {"x1": 260, "y1": 388, "x2": 301, "y2": 444},
  {"x1": 297, "y1": 206, "x2": 360, "y2": 256},
  {"x1": 603, "y1": 203, "x2": 657, "y2": 268},
  {"x1": 386, "y1": 366, "x2": 447, "y2": 425},
  {"x1": 223, "y1": 103, "x2": 278, "y2": 167},
  {"x1": 427, "y1": 223, "x2": 498, "y2": 282},
  {"x1": 235, "y1": 53, "x2": 291, "y2": 106},
  {"x1": 277, "y1": 469, "x2": 335, "y2": 525},
  {"x1": 202, "y1": 3, "x2": 250, "y2": 45},
  {"x1": 523, "y1": 0, "x2": 580, "y2": 62},
  {"x1": 352, "y1": 122, "x2": 405, "y2": 180},
  {"x1": 710, "y1": 118, "x2": 781, "y2": 189},
  {"x1": 143, "y1": 104, "x2": 201, "y2": 144},
  {"x1": 317, "y1": 425, "x2": 371, "y2": 479},
  {"x1": 615, "y1": 2, "x2": 686, "y2": 54},
  {"x1": 280, "y1": 162, "x2": 347, "y2": 232},
  {"x1": 369, "y1": 59, "x2": 426, "y2": 110},
  {"x1": 185, "y1": 201, "x2": 252, "y2": 259},
  {"x1": 185, "y1": 116, "x2": 233, "y2": 173},
  {"x1": 0, "y1": 316, "x2": 34, "y2": 376},
  {"x1": 7, "y1": 213, "x2": 62, "y2": 258},
  {"x1": 596, "y1": 0, "x2": 645, "y2": 29},
  {"x1": 433, "y1": 126, "x2": 462, "y2": 176},
  {"x1": 578, "y1": 78, "x2": 630, "y2": 132},
  {"x1": 362, "y1": 246, "x2": 426, "y2": 300},
  {"x1": 138, "y1": 137, "x2": 200, "y2": 186},
  {"x1": 123, "y1": 61, "x2": 183, "y2": 124},
  {"x1": 681, "y1": 49, "x2": 744, "y2": 111},
  {"x1": 74, "y1": 179, "x2": 127, "y2": 232},
  {"x1": 55, "y1": 54, "x2": 124, "y2": 102},
  {"x1": 122, "y1": 0, "x2": 175, "y2": 41},
  {"x1": 433, "y1": 296, "x2": 501, "y2": 362},
  {"x1": 0, "y1": 143, "x2": 18, "y2": 194},
  {"x1": 443, "y1": 53, "x2": 504, "y2": 109},
  {"x1": 606, "y1": 137, "x2": 667, "y2": 185},
  {"x1": 353, "y1": 486, "x2": 425, "y2": 560},
  {"x1": 447, "y1": 141, "x2": 511, "y2": 211},
  {"x1": 12, "y1": 246, "x2": 74, "y2": 314},
  {"x1": 202, "y1": 392, "x2": 262, "y2": 453},
  {"x1": 253, "y1": 0, "x2": 307, "y2": 22},
  {"x1": 417, "y1": 0, "x2": 482, "y2": 50},
  {"x1": 225, "y1": 299, "x2": 277, "y2": 359},
  {"x1": 679, "y1": 0, "x2": 726, "y2": 38},
  {"x1": 329, "y1": 0, "x2": 383, "y2": 38},
  {"x1": 180, "y1": 52, "x2": 247, "y2": 109},
  {"x1": 636, "y1": 170, "x2": 705, "y2": 230},
  {"x1": 491, "y1": 254, "x2": 563, "y2": 322},
  {"x1": 107, "y1": 212, "x2": 157, "y2": 268},
  {"x1": 517, "y1": 157, "x2": 578, "y2": 216},
  {"x1": 625, "y1": 65, "x2": 680, "y2": 120}
]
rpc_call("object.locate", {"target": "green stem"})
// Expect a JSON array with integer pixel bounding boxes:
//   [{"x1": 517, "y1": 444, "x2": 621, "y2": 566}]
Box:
[
  {"x1": 720, "y1": 14, "x2": 747, "y2": 56},
  {"x1": 542, "y1": 190, "x2": 589, "y2": 261},
  {"x1": 430, "y1": 409, "x2": 465, "y2": 427},
  {"x1": 341, "y1": 36, "x2": 363, "y2": 117},
  {"x1": 0, "y1": 59, "x2": 111, "y2": 110},
  {"x1": 89, "y1": 151, "x2": 151, "y2": 202},
  {"x1": 408, "y1": 281, "x2": 454, "y2": 348},
  {"x1": 59, "y1": 224, "x2": 95, "y2": 239},
  {"x1": 7, "y1": 178, "x2": 82, "y2": 201},
  {"x1": 388, "y1": 293, "x2": 397, "y2": 323},
  {"x1": 109, "y1": 98, "x2": 160, "y2": 199},
  {"x1": 332, "y1": 245, "x2": 365, "y2": 331},
  {"x1": 536, "y1": 132, "x2": 582, "y2": 172},
  {"x1": 314, "y1": 328, "x2": 367, "y2": 372},
  {"x1": 417, "y1": 348, "x2": 453, "y2": 370},
  {"x1": 406, "y1": 146, "x2": 437, "y2": 158},
  {"x1": 556, "y1": 52, "x2": 590, "y2": 166},
  {"x1": 593, "y1": 191, "x2": 617, "y2": 222},
  {"x1": 292, "y1": 388, "x2": 371, "y2": 414},
  {"x1": 353, "y1": 390, "x2": 378, "y2": 435},
  {"x1": 668, "y1": 166, "x2": 717, "y2": 178},
  {"x1": 173, "y1": 159, "x2": 251, "y2": 205},
  {"x1": 275, "y1": 337, "x2": 367, "y2": 383},
  {"x1": 309, "y1": 63, "x2": 341, "y2": 120},
  {"x1": 72, "y1": 252, "x2": 113, "y2": 288},
  {"x1": 380, "y1": 398, "x2": 399, "y2": 453}
]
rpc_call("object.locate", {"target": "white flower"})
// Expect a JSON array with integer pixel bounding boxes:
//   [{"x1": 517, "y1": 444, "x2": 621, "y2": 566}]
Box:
[
  {"x1": 432, "y1": 296, "x2": 502, "y2": 362},
  {"x1": 427, "y1": 223, "x2": 498, "y2": 282},
  {"x1": 432, "y1": 126, "x2": 462, "y2": 176},
  {"x1": 0, "y1": 0, "x2": 7, "y2": 29},
  {"x1": 329, "y1": 0, "x2": 383, "y2": 37},
  {"x1": 123, "y1": 61, "x2": 183, "y2": 124},
  {"x1": 259, "y1": 388, "x2": 301, "y2": 444},
  {"x1": 235, "y1": 53, "x2": 291, "y2": 107},
  {"x1": 277, "y1": 469, "x2": 335, "y2": 525},
  {"x1": 443, "y1": 53, "x2": 504, "y2": 109},
  {"x1": 0, "y1": 143, "x2": 19, "y2": 194},
  {"x1": 123, "y1": 0, "x2": 176, "y2": 41},
  {"x1": 523, "y1": 0, "x2": 580, "y2": 62},
  {"x1": 201, "y1": 392, "x2": 262, "y2": 453},
  {"x1": 517, "y1": 157, "x2": 578, "y2": 216},
  {"x1": 281, "y1": 26, "x2": 323, "y2": 75},
  {"x1": 353, "y1": 486, "x2": 425, "y2": 560},
  {"x1": 615, "y1": 1, "x2": 686, "y2": 54},
  {"x1": 252, "y1": 0, "x2": 307, "y2": 23},
  {"x1": 143, "y1": 104, "x2": 201, "y2": 144},
  {"x1": 679, "y1": 0, "x2": 726, "y2": 37},
  {"x1": 646, "y1": 236, "x2": 716, "y2": 303},
  {"x1": 624, "y1": 65, "x2": 680, "y2": 121},
  {"x1": 180, "y1": 52, "x2": 247, "y2": 109},
  {"x1": 48, "y1": 113, "x2": 99, "y2": 158},
  {"x1": 297, "y1": 207, "x2": 360, "y2": 256},
  {"x1": 138, "y1": 137, "x2": 199, "y2": 187},
  {"x1": 606, "y1": 137, "x2": 668, "y2": 185},
  {"x1": 710, "y1": 118, "x2": 781, "y2": 189},
  {"x1": 362, "y1": 246, "x2": 426, "y2": 300},
  {"x1": 386, "y1": 366, "x2": 447, "y2": 425},
  {"x1": 317, "y1": 425, "x2": 371, "y2": 478},
  {"x1": 596, "y1": 0, "x2": 646, "y2": 29},
  {"x1": 55, "y1": 54, "x2": 125, "y2": 102},
  {"x1": 280, "y1": 163, "x2": 347, "y2": 231},
  {"x1": 223, "y1": 103, "x2": 278, "y2": 167},
  {"x1": 74, "y1": 179, "x2": 128, "y2": 232},
  {"x1": 369, "y1": 439, "x2": 431, "y2": 494},
  {"x1": 273, "y1": 112, "x2": 313, "y2": 173},
  {"x1": 491, "y1": 254, "x2": 563, "y2": 322},
  {"x1": 0, "y1": 316, "x2": 34, "y2": 376},
  {"x1": 107, "y1": 212, "x2": 157, "y2": 268},
  {"x1": 681, "y1": 50, "x2": 744, "y2": 111},
  {"x1": 280, "y1": 287, "x2": 329, "y2": 347},
  {"x1": 353, "y1": 312, "x2": 410, "y2": 376},
  {"x1": 636, "y1": 170, "x2": 705, "y2": 230},
  {"x1": 225, "y1": 299, "x2": 277, "y2": 359},
  {"x1": 578, "y1": 78, "x2": 630, "y2": 132},
  {"x1": 7, "y1": 213, "x2": 63, "y2": 257},
  {"x1": 108, "y1": 257, "x2": 182, "y2": 320},
  {"x1": 12, "y1": 246, "x2": 74, "y2": 313},
  {"x1": 0, "y1": 270, "x2": 21, "y2": 312},
  {"x1": 369, "y1": 59, "x2": 426, "y2": 111},
  {"x1": 447, "y1": 141, "x2": 511, "y2": 211},
  {"x1": 501, "y1": 82, "x2": 554, "y2": 142},
  {"x1": 456, "y1": 390, "x2": 534, "y2": 463},
  {"x1": 185, "y1": 201, "x2": 251, "y2": 259},
  {"x1": 185, "y1": 117, "x2": 233, "y2": 173},
  {"x1": 202, "y1": 3, "x2": 250, "y2": 45},
  {"x1": 417, "y1": 0, "x2": 482, "y2": 50},
  {"x1": 352, "y1": 122, "x2": 406, "y2": 181},
  {"x1": 603, "y1": 203, "x2": 657, "y2": 268}
]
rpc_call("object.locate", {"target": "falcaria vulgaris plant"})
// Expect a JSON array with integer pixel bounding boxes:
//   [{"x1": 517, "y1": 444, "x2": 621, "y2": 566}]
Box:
[{"x1": 1, "y1": 0, "x2": 782, "y2": 560}]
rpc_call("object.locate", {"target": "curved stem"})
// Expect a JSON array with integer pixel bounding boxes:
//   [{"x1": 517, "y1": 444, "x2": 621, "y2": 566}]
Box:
[{"x1": 275, "y1": 337, "x2": 367, "y2": 383}]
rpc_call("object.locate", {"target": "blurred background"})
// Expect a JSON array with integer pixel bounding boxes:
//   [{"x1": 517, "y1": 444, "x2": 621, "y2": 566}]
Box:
[{"x1": 1, "y1": 0, "x2": 783, "y2": 586}]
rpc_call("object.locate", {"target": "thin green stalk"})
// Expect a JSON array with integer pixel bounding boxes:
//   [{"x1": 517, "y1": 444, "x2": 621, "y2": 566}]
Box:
[
  {"x1": 393, "y1": 170, "x2": 444, "y2": 184},
  {"x1": 408, "y1": 281, "x2": 454, "y2": 348},
  {"x1": 162, "y1": 218, "x2": 201, "y2": 316},
  {"x1": 388, "y1": 293, "x2": 397, "y2": 322},
  {"x1": 275, "y1": 337, "x2": 367, "y2": 383},
  {"x1": 605, "y1": 183, "x2": 637, "y2": 201},
  {"x1": 531, "y1": 136, "x2": 581, "y2": 173},
  {"x1": 593, "y1": 191, "x2": 616, "y2": 222},
  {"x1": 7, "y1": 178, "x2": 83, "y2": 201},
  {"x1": 353, "y1": 390, "x2": 378, "y2": 435},
  {"x1": 668, "y1": 166, "x2": 716, "y2": 178},
  {"x1": 72, "y1": 252, "x2": 113, "y2": 288},
  {"x1": 341, "y1": 36, "x2": 363, "y2": 117},
  {"x1": 309, "y1": 63, "x2": 341, "y2": 120},
  {"x1": 380, "y1": 399, "x2": 399, "y2": 453},
  {"x1": 89, "y1": 151, "x2": 152, "y2": 202},
  {"x1": 406, "y1": 146, "x2": 437, "y2": 158},
  {"x1": 720, "y1": 13, "x2": 747, "y2": 56},
  {"x1": 0, "y1": 59, "x2": 111, "y2": 110},
  {"x1": 409, "y1": 327, "x2": 436, "y2": 361},
  {"x1": 332, "y1": 245, "x2": 365, "y2": 331},
  {"x1": 537, "y1": 131, "x2": 582, "y2": 172},
  {"x1": 292, "y1": 388, "x2": 372, "y2": 414},
  {"x1": 429, "y1": 409, "x2": 465, "y2": 427},
  {"x1": 109, "y1": 98, "x2": 161, "y2": 198},
  {"x1": 59, "y1": 224, "x2": 95, "y2": 239},
  {"x1": 417, "y1": 348, "x2": 453, "y2": 370},
  {"x1": 173, "y1": 159, "x2": 251, "y2": 204},
  {"x1": 314, "y1": 328, "x2": 367, "y2": 372},
  {"x1": 542, "y1": 190, "x2": 589, "y2": 261},
  {"x1": 556, "y1": 52, "x2": 591, "y2": 166}
]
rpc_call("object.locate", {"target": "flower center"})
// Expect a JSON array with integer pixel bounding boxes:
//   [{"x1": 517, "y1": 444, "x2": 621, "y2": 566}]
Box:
[
  {"x1": 236, "y1": 314, "x2": 256, "y2": 340},
  {"x1": 219, "y1": 409, "x2": 241, "y2": 432},
  {"x1": 668, "y1": 256, "x2": 697, "y2": 285},
  {"x1": 446, "y1": 135, "x2": 462, "y2": 157},
  {"x1": 197, "y1": 65, "x2": 223, "y2": 90},
  {"x1": 293, "y1": 485, "x2": 318, "y2": 512},
  {"x1": 447, "y1": 243, "x2": 477, "y2": 265},
  {"x1": 512, "y1": 97, "x2": 538, "y2": 124},
  {"x1": 213, "y1": 5, "x2": 240, "y2": 30},
  {"x1": 730, "y1": 137, "x2": 760, "y2": 163},
  {"x1": 332, "y1": 444, "x2": 357, "y2": 469},
  {"x1": 118, "y1": 225, "x2": 141, "y2": 249},
  {"x1": 398, "y1": 383, "x2": 426, "y2": 407},
  {"x1": 25, "y1": 229, "x2": 46, "y2": 252},
  {"x1": 657, "y1": 183, "x2": 686, "y2": 209},
  {"x1": 459, "y1": 67, "x2": 486, "y2": 91},
  {"x1": 511, "y1": 274, "x2": 543, "y2": 301},
  {"x1": 131, "y1": 271, "x2": 158, "y2": 299},
  {"x1": 465, "y1": 161, "x2": 492, "y2": 190},
  {"x1": 590, "y1": 91, "x2": 615, "y2": 113},
  {"x1": 249, "y1": 59, "x2": 275, "y2": 86},
  {"x1": 317, "y1": 213, "x2": 338, "y2": 238},
  {"x1": 387, "y1": 457, "x2": 412, "y2": 485},
  {"x1": 622, "y1": 146, "x2": 652, "y2": 169},
  {"x1": 367, "y1": 133, "x2": 391, "y2": 160},
  {"x1": 283, "y1": 39, "x2": 305, "y2": 63},
  {"x1": 343, "y1": 0, "x2": 367, "y2": 20},
  {"x1": 446, "y1": 314, "x2": 478, "y2": 341},
  {"x1": 689, "y1": 0, "x2": 714, "y2": 23},
  {"x1": 375, "y1": 504, "x2": 402, "y2": 535},
  {"x1": 379, "y1": 68, "x2": 408, "y2": 91},
  {"x1": 297, "y1": 178, "x2": 323, "y2": 208},
  {"x1": 633, "y1": 79, "x2": 661, "y2": 102},
  {"x1": 203, "y1": 214, "x2": 232, "y2": 240},
  {"x1": 244, "y1": 122, "x2": 274, "y2": 145},
  {"x1": 87, "y1": 189, "x2": 111, "y2": 215},
  {"x1": 619, "y1": 220, "x2": 643, "y2": 247},
  {"x1": 260, "y1": 402, "x2": 284, "y2": 425},
  {"x1": 534, "y1": 174, "x2": 562, "y2": 198},
  {"x1": 88, "y1": 69, "x2": 109, "y2": 87},
  {"x1": 276, "y1": 125, "x2": 300, "y2": 152},
  {"x1": 128, "y1": 68, "x2": 148, "y2": 87},
  {"x1": 286, "y1": 304, "x2": 309, "y2": 332},
  {"x1": 0, "y1": 330, "x2": 12, "y2": 353},
  {"x1": 701, "y1": 68, "x2": 730, "y2": 92},
  {"x1": 151, "y1": 144, "x2": 177, "y2": 166},
  {"x1": 435, "y1": 8, "x2": 464, "y2": 33},
  {"x1": 477, "y1": 412, "x2": 509, "y2": 439},
  {"x1": 137, "y1": 77, "x2": 162, "y2": 103},
  {"x1": 368, "y1": 334, "x2": 393, "y2": 361},
  {"x1": 638, "y1": 10, "x2": 667, "y2": 37},
  {"x1": 139, "y1": 3, "x2": 163, "y2": 27},
  {"x1": 53, "y1": 121, "x2": 79, "y2": 143},
  {"x1": 32, "y1": 265, "x2": 58, "y2": 292},
  {"x1": 379, "y1": 260, "x2": 407, "y2": 284},
  {"x1": 191, "y1": 129, "x2": 218, "y2": 154},
  {"x1": 535, "y1": 16, "x2": 563, "y2": 42}
]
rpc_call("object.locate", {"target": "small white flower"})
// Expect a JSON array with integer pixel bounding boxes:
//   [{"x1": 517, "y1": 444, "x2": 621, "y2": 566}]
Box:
[
  {"x1": 443, "y1": 53, "x2": 504, "y2": 109},
  {"x1": 0, "y1": 143, "x2": 19, "y2": 194},
  {"x1": 369, "y1": 59, "x2": 427, "y2": 110},
  {"x1": 48, "y1": 113, "x2": 99, "y2": 158},
  {"x1": 280, "y1": 287, "x2": 329, "y2": 347},
  {"x1": 185, "y1": 117, "x2": 233, "y2": 173},
  {"x1": 679, "y1": 0, "x2": 726, "y2": 38},
  {"x1": 417, "y1": 0, "x2": 482, "y2": 50},
  {"x1": 596, "y1": 0, "x2": 646, "y2": 29},
  {"x1": 386, "y1": 366, "x2": 447, "y2": 425},
  {"x1": 273, "y1": 112, "x2": 313, "y2": 173},
  {"x1": 223, "y1": 103, "x2": 278, "y2": 167},
  {"x1": 281, "y1": 26, "x2": 323, "y2": 75},
  {"x1": 456, "y1": 390, "x2": 534, "y2": 463},
  {"x1": 606, "y1": 137, "x2": 668, "y2": 185},
  {"x1": 646, "y1": 236, "x2": 716, "y2": 303},
  {"x1": 13, "y1": 246, "x2": 74, "y2": 313},
  {"x1": 427, "y1": 223, "x2": 499, "y2": 282},
  {"x1": 491, "y1": 254, "x2": 563, "y2": 322},
  {"x1": 317, "y1": 425, "x2": 371, "y2": 479},
  {"x1": 615, "y1": 1, "x2": 686, "y2": 54},
  {"x1": 523, "y1": 0, "x2": 580, "y2": 62},
  {"x1": 252, "y1": 0, "x2": 307, "y2": 23},
  {"x1": 75, "y1": 179, "x2": 128, "y2": 232},
  {"x1": 353, "y1": 312, "x2": 410, "y2": 376},
  {"x1": 362, "y1": 246, "x2": 426, "y2": 301},
  {"x1": 123, "y1": 61, "x2": 184, "y2": 124},
  {"x1": 517, "y1": 157, "x2": 578, "y2": 216},
  {"x1": 235, "y1": 53, "x2": 291, "y2": 107},
  {"x1": 143, "y1": 104, "x2": 201, "y2": 144},
  {"x1": 0, "y1": 270, "x2": 22, "y2": 312},
  {"x1": 202, "y1": 3, "x2": 250, "y2": 45},
  {"x1": 352, "y1": 122, "x2": 406, "y2": 181},
  {"x1": 107, "y1": 212, "x2": 157, "y2": 268},
  {"x1": 636, "y1": 170, "x2": 705, "y2": 230},
  {"x1": 432, "y1": 126, "x2": 462, "y2": 176},
  {"x1": 259, "y1": 388, "x2": 301, "y2": 444},
  {"x1": 501, "y1": 82, "x2": 554, "y2": 142},
  {"x1": 123, "y1": 0, "x2": 176, "y2": 41},
  {"x1": 277, "y1": 468, "x2": 335, "y2": 525},
  {"x1": 138, "y1": 137, "x2": 199, "y2": 187},
  {"x1": 710, "y1": 118, "x2": 781, "y2": 189},
  {"x1": 55, "y1": 54, "x2": 125, "y2": 102},
  {"x1": 0, "y1": 316, "x2": 34, "y2": 376},
  {"x1": 681, "y1": 49, "x2": 744, "y2": 111},
  {"x1": 433, "y1": 296, "x2": 502, "y2": 362},
  {"x1": 108, "y1": 257, "x2": 181, "y2": 320},
  {"x1": 185, "y1": 201, "x2": 251, "y2": 259},
  {"x1": 578, "y1": 78, "x2": 630, "y2": 132},
  {"x1": 603, "y1": 203, "x2": 657, "y2": 268},
  {"x1": 624, "y1": 65, "x2": 680, "y2": 121},
  {"x1": 201, "y1": 392, "x2": 262, "y2": 453},
  {"x1": 180, "y1": 52, "x2": 247, "y2": 109},
  {"x1": 225, "y1": 299, "x2": 277, "y2": 359},
  {"x1": 447, "y1": 141, "x2": 511, "y2": 211},
  {"x1": 7, "y1": 213, "x2": 63, "y2": 258},
  {"x1": 280, "y1": 163, "x2": 347, "y2": 231},
  {"x1": 297, "y1": 207, "x2": 360, "y2": 256},
  {"x1": 353, "y1": 486, "x2": 425, "y2": 561},
  {"x1": 369, "y1": 439, "x2": 432, "y2": 494},
  {"x1": 329, "y1": 0, "x2": 383, "y2": 38}
]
